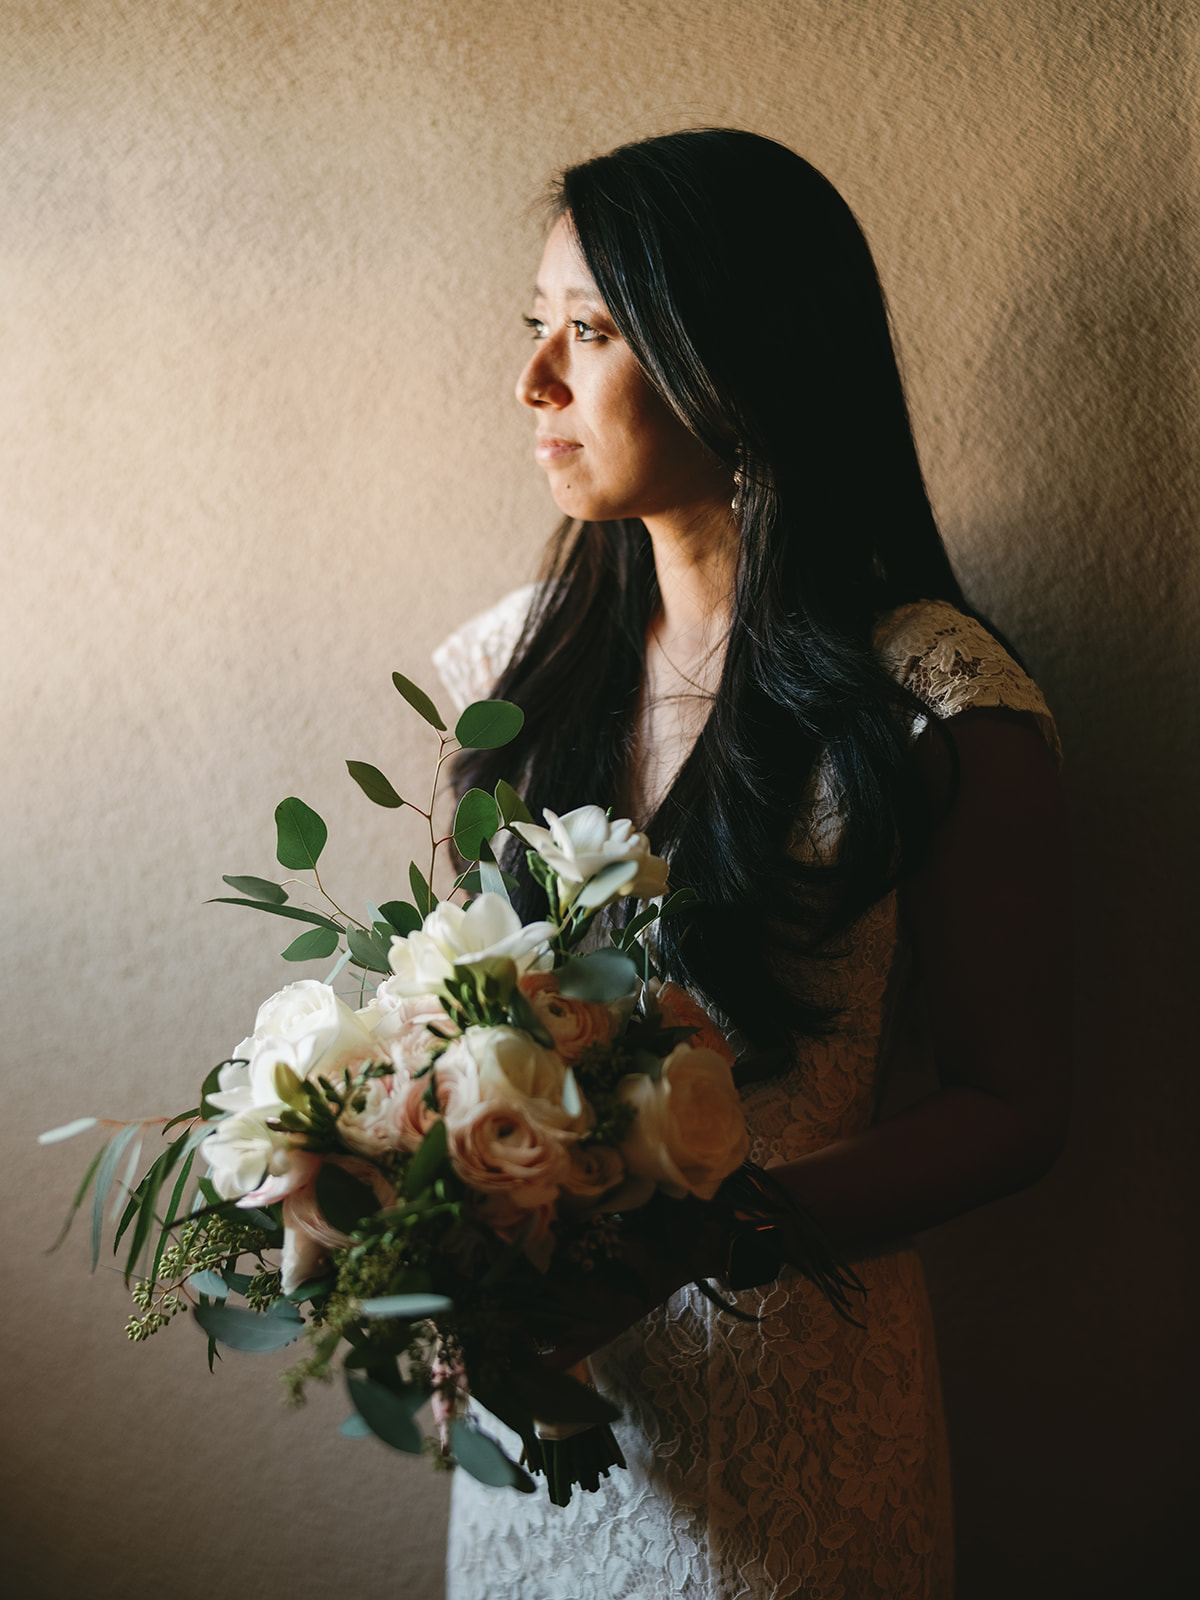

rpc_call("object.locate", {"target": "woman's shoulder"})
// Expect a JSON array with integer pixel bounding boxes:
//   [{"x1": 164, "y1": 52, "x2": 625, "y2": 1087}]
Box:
[
  {"x1": 431, "y1": 583, "x2": 539, "y2": 714},
  {"x1": 873, "y1": 598, "x2": 1061, "y2": 760}
]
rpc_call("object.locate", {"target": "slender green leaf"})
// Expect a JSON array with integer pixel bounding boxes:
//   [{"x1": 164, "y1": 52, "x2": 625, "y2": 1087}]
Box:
[
  {"x1": 189, "y1": 1270, "x2": 229, "y2": 1297},
  {"x1": 659, "y1": 886, "x2": 700, "y2": 918},
  {"x1": 282, "y1": 926, "x2": 340, "y2": 962},
  {"x1": 346, "y1": 761, "x2": 404, "y2": 809},
  {"x1": 90, "y1": 1123, "x2": 143, "y2": 1271},
  {"x1": 450, "y1": 1421, "x2": 535, "y2": 1491},
  {"x1": 284, "y1": 1274, "x2": 335, "y2": 1303},
  {"x1": 221, "y1": 875, "x2": 287, "y2": 904},
  {"x1": 208, "y1": 898, "x2": 341, "y2": 932},
  {"x1": 404, "y1": 1118, "x2": 448, "y2": 1199},
  {"x1": 199, "y1": 1060, "x2": 231, "y2": 1120},
  {"x1": 615, "y1": 904, "x2": 660, "y2": 950},
  {"x1": 358, "y1": 1293, "x2": 453, "y2": 1319},
  {"x1": 476, "y1": 837, "x2": 509, "y2": 903},
  {"x1": 556, "y1": 950, "x2": 639, "y2": 1003},
  {"x1": 452, "y1": 789, "x2": 500, "y2": 862},
  {"x1": 455, "y1": 699, "x2": 525, "y2": 750},
  {"x1": 392, "y1": 671, "x2": 446, "y2": 731},
  {"x1": 575, "y1": 860, "x2": 638, "y2": 910},
  {"x1": 121, "y1": 1132, "x2": 192, "y2": 1282},
  {"x1": 494, "y1": 778, "x2": 534, "y2": 827},
  {"x1": 454, "y1": 867, "x2": 520, "y2": 898},
  {"x1": 314, "y1": 1164, "x2": 379, "y2": 1234},
  {"x1": 46, "y1": 1135, "x2": 111, "y2": 1253},
  {"x1": 347, "y1": 926, "x2": 392, "y2": 975},
  {"x1": 150, "y1": 1146, "x2": 197, "y2": 1287},
  {"x1": 409, "y1": 862, "x2": 437, "y2": 918},
  {"x1": 339, "y1": 1414, "x2": 373, "y2": 1438},
  {"x1": 347, "y1": 1376, "x2": 424, "y2": 1453},
  {"x1": 193, "y1": 1302, "x2": 304, "y2": 1353},
  {"x1": 38, "y1": 1117, "x2": 99, "y2": 1144},
  {"x1": 274, "y1": 797, "x2": 328, "y2": 872},
  {"x1": 378, "y1": 900, "x2": 421, "y2": 937}
]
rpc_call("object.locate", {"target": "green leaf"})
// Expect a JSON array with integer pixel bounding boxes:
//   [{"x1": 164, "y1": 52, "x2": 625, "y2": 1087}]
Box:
[
  {"x1": 615, "y1": 904, "x2": 660, "y2": 950},
  {"x1": 450, "y1": 1421, "x2": 535, "y2": 1491},
  {"x1": 556, "y1": 950, "x2": 639, "y2": 1003},
  {"x1": 476, "y1": 837, "x2": 509, "y2": 903},
  {"x1": 452, "y1": 789, "x2": 500, "y2": 861},
  {"x1": 455, "y1": 699, "x2": 525, "y2": 750},
  {"x1": 392, "y1": 671, "x2": 447, "y2": 732},
  {"x1": 358, "y1": 1293, "x2": 453, "y2": 1319},
  {"x1": 346, "y1": 926, "x2": 392, "y2": 975},
  {"x1": 221, "y1": 875, "x2": 288, "y2": 904},
  {"x1": 404, "y1": 1118, "x2": 448, "y2": 1199},
  {"x1": 339, "y1": 1414, "x2": 373, "y2": 1438},
  {"x1": 314, "y1": 1164, "x2": 380, "y2": 1234},
  {"x1": 274, "y1": 797, "x2": 328, "y2": 872},
  {"x1": 659, "y1": 886, "x2": 700, "y2": 918},
  {"x1": 90, "y1": 1123, "x2": 143, "y2": 1272},
  {"x1": 46, "y1": 1135, "x2": 111, "y2": 1253},
  {"x1": 151, "y1": 1146, "x2": 197, "y2": 1286},
  {"x1": 193, "y1": 1302, "x2": 304, "y2": 1353},
  {"x1": 575, "y1": 860, "x2": 638, "y2": 910},
  {"x1": 409, "y1": 862, "x2": 437, "y2": 918},
  {"x1": 346, "y1": 761, "x2": 405, "y2": 809},
  {"x1": 268, "y1": 1297, "x2": 304, "y2": 1322},
  {"x1": 495, "y1": 778, "x2": 534, "y2": 827},
  {"x1": 378, "y1": 900, "x2": 422, "y2": 937},
  {"x1": 38, "y1": 1116, "x2": 99, "y2": 1144},
  {"x1": 282, "y1": 925, "x2": 340, "y2": 962},
  {"x1": 347, "y1": 1376, "x2": 424, "y2": 1453},
  {"x1": 118, "y1": 1130, "x2": 194, "y2": 1280},
  {"x1": 284, "y1": 1274, "x2": 335, "y2": 1303},
  {"x1": 454, "y1": 867, "x2": 520, "y2": 898},
  {"x1": 189, "y1": 1269, "x2": 229, "y2": 1297},
  {"x1": 208, "y1": 898, "x2": 341, "y2": 932}
]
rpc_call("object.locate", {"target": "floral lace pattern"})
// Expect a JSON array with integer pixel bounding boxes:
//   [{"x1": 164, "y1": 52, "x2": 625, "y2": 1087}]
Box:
[{"x1": 435, "y1": 595, "x2": 1057, "y2": 1600}]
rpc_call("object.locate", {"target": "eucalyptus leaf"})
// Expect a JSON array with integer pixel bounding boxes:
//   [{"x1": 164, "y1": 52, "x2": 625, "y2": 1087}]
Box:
[
  {"x1": 38, "y1": 1117, "x2": 99, "y2": 1144},
  {"x1": 556, "y1": 950, "x2": 639, "y2": 1003},
  {"x1": 378, "y1": 900, "x2": 422, "y2": 937},
  {"x1": 90, "y1": 1123, "x2": 143, "y2": 1272},
  {"x1": 575, "y1": 860, "x2": 639, "y2": 910},
  {"x1": 455, "y1": 699, "x2": 525, "y2": 750},
  {"x1": 268, "y1": 1297, "x2": 304, "y2": 1322},
  {"x1": 452, "y1": 789, "x2": 500, "y2": 861},
  {"x1": 208, "y1": 898, "x2": 341, "y2": 932},
  {"x1": 193, "y1": 1302, "x2": 304, "y2": 1353},
  {"x1": 189, "y1": 1269, "x2": 229, "y2": 1297},
  {"x1": 339, "y1": 1414, "x2": 373, "y2": 1438},
  {"x1": 494, "y1": 778, "x2": 534, "y2": 827},
  {"x1": 358, "y1": 1293, "x2": 453, "y2": 1319},
  {"x1": 346, "y1": 926, "x2": 392, "y2": 975},
  {"x1": 450, "y1": 1421, "x2": 535, "y2": 1491},
  {"x1": 282, "y1": 926, "x2": 340, "y2": 962},
  {"x1": 347, "y1": 1376, "x2": 423, "y2": 1453},
  {"x1": 274, "y1": 797, "x2": 328, "y2": 872},
  {"x1": 46, "y1": 1135, "x2": 111, "y2": 1253},
  {"x1": 455, "y1": 867, "x2": 521, "y2": 898},
  {"x1": 404, "y1": 1118, "x2": 448, "y2": 1199},
  {"x1": 314, "y1": 1164, "x2": 380, "y2": 1234},
  {"x1": 346, "y1": 761, "x2": 404, "y2": 809},
  {"x1": 221, "y1": 874, "x2": 288, "y2": 904},
  {"x1": 392, "y1": 671, "x2": 447, "y2": 731},
  {"x1": 476, "y1": 837, "x2": 509, "y2": 903},
  {"x1": 409, "y1": 862, "x2": 437, "y2": 917},
  {"x1": 284, "y1": 1274, "x2": 335, "y2": 1303}
]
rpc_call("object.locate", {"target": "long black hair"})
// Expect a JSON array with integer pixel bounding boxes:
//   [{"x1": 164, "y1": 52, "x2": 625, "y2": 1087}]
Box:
[{"x1": 457, "y1": 129, "x2": 969, "y2": 1050}]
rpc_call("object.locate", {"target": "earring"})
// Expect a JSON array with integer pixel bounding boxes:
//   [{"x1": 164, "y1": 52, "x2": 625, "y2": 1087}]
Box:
[{"x1": 730, "y1": 465, "x2": 744, "y2": 517}]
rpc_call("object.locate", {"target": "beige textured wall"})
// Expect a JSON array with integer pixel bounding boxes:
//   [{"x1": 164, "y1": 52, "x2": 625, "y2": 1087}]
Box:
[{"x1": 2, "y1": 3, "x2": 1195, "y2": 1596}]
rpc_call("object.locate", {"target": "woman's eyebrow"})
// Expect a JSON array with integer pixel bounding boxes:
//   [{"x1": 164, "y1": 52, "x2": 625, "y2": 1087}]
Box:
[{"x1": 532, "y1": 283, "x2": 608, "y2": 310}]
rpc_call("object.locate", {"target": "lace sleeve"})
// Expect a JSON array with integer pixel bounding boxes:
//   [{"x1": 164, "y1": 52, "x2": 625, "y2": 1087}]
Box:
[
  {"x1": 877, "y1": 599, "x2": 1062, "y2": 762},
  {"x1": 431, "y1": 583, "x2": 538, "y2": 714}
]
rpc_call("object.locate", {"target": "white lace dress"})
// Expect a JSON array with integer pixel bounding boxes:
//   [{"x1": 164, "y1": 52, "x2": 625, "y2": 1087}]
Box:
[{"x1": 434, "y1": 594, "x2": 1059, "y2": 1600}]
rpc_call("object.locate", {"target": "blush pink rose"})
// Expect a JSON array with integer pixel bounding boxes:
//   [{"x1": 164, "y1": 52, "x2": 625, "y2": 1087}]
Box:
[
  {"x1": 654, "y1": 982, "x2": 736, "y2": 1068},
  {"x1": 446, "y1": 1098, "x2": 572, "y2": 1210},
  {"x1": 518, "y1": 973, "x2": 620, "y2": 1065},
  {"x1": 617, "y1": 1043, "x2": 749, "y2": 1201}
]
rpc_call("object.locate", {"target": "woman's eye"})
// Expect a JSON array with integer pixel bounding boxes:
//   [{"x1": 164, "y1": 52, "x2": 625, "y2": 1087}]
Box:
[
  {"x1": 571, "y1": 320, "x2": 605, "y2": 342},
  {"x1": 522, "y1": 315, "x2": 548, "y2": 340}
]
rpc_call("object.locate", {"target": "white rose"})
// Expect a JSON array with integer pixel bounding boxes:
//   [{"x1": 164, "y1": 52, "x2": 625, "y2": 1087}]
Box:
[
  {"x1": 358, "y1": 981, "x2": 455, "y2": 1074},
  {"x1": 387, "y1": 894, "x2": 555, "y2": 996},
  {"x1": 206, "y1": 1036, "x2": 306, "y2": 1116},
  {"x1": 511, "y1": 806, "x2": 669, "y2": 911},
  {"x1": 249, "y1": 980, "x2": 376, "y2": 1080},
  {"x1": 336, "y1": 1070, "x2": 412, "y2": 1157},
  {"x1": 459, "y1": 1025, "x2": 579, "y2": 1128},
  {"x1": 616, "y1": 1044, "x2": 749, "y2": 1201},
  {"x1": 202, "y1": 1110, "x2": 298, "y2": 1200}
]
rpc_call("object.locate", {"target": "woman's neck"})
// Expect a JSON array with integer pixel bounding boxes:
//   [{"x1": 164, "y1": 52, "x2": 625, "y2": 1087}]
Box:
[{"x1": 643, "y1": 499, "x2": 737, "y2": 668}]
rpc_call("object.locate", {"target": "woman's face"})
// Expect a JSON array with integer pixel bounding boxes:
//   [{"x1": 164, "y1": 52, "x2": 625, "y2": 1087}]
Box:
[{"x1": 516, "y1": 217, "x2": 729, "y2": 526}]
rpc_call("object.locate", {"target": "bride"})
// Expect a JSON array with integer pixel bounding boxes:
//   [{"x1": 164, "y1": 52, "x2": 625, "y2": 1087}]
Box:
[{"x1": 434, "y1": 128, "x2": 1071, "y2": 1600}]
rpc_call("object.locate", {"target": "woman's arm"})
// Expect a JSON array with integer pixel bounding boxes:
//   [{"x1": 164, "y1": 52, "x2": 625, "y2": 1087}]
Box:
[{"x1": 771, "y1": 706, "x2": 1072, "y2": 1257}]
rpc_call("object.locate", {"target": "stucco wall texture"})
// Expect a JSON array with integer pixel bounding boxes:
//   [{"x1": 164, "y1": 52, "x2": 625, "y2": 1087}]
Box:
[{"x1": 1, "y1": 3, "x2": 1194, "y2": 1596}]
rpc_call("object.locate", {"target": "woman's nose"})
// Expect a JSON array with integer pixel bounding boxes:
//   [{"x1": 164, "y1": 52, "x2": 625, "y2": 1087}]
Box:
[{"x1": 516, "y1": 340, "x2": 571, "y2": 410}]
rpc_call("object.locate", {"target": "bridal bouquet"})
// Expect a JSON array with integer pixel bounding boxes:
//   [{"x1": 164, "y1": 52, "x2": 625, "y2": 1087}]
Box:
[{"x1": 42, "y1": 671, "x2": 759, "y2": 1505}]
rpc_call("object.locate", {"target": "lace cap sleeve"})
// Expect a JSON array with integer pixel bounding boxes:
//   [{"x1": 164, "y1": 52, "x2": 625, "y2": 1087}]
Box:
[
  {"x1": 431, "y1": 584, "x2": 538, "y2": 715},
  {"x1": 877, "y1": 599, "x2": 1062, "y2": 762}
]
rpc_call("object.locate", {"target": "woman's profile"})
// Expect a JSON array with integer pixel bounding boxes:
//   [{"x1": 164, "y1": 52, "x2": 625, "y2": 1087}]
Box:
[{"x1": 434, "y1": 128, "x2": 1071, "y2": 1600}]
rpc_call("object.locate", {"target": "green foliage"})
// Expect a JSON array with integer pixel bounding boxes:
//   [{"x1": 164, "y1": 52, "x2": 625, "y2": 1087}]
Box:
[
  {"x1": 358, "y1": 1293, "x2": 453, "y2": 1319},
  {"x1": 346, "y1": 925, "x2": 392, "y2": 975},
  {"x1": 454, "y1": 699, "x2": 524, "y2": 751},
  {"x1": 451, "y1": 1420, "x2": 535, "y2": 1491},
  {"x1": 452, "y1": 789, "x2": 500, "y2": 861},
  {"x1": 475, "y1": 837, "x2": 509, "y2": 902},
  {"x1": 556, "y1": 950, "x2": 639, "y2": 1003},
  {"x1": 274, "y1": 797, "x2": 328, "y2": 872},
  {"x1": 409, "y1": 862, "x2": 437, "y2": 918},
  {"x1": 346, "y1": 761, "x2": 404, "y2": 809},
  {"x1": 38, "y1": 1117, "x2": 99, "y2": 1145},
  {"x1": 282, "y1": 926, "x2": 340, "y2": 962},
  {"x1": 404, "y1": 1119, "x2": 448, "y2": 1199},
  {"x1": 378, "y1": 900, "x2": 422, "y2": 936},
  {"x1": 208, "y1": 897, "x2": 341, "y2": 932},
  {"x1": 221, "y1": 875, "x2": 288, "y2": 904},
  {"x1": 494, "y1": 778, "x2": 534, "y2": 826},
  {"x1": 90, "y1": 1123, "x2": 144, "y2": 1272},
  {"x1": 392, "y1": 671, "x2": 446, "y2": 732},
  {"x1": 347, "y1": 1375, "x2": 424, "y2": 1453},
  {"x1": 194, "y1": 1301, "x2": 305, "y2": 1353}
]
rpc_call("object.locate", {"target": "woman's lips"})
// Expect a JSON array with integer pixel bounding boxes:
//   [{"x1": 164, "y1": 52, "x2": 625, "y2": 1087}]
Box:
[{"x1": 534, "y1": 436, "x2": 582, "y2": 464}]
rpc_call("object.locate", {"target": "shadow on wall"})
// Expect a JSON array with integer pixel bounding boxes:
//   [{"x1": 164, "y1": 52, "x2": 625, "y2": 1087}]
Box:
[{"x1": 917, "y1": 140, "x2": 1199, "y2": 1600}]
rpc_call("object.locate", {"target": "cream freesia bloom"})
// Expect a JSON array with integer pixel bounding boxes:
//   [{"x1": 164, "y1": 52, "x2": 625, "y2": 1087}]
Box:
[
  {"x1": 387, "y1": 894, "x2": 554, "y2": 996},
  {"x1": 511, "y1": 806, "x2": 669, "y2": 911}
]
